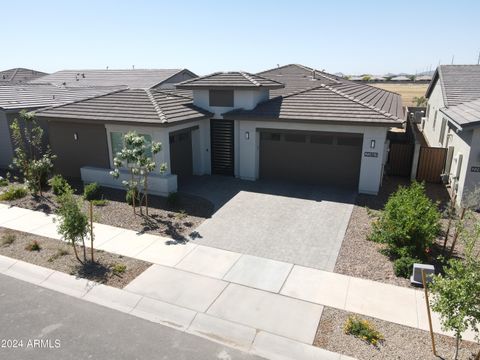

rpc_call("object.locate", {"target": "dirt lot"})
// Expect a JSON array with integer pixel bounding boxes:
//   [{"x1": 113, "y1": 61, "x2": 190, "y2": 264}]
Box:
[
  {"x1": 372, "y1": 83, "x2": 429, "y2": 106},
  {"x1": 0, "y1": 180, "x2": 214, "y2": 242},
  {"x1": 334, "y1": 176, "x2": 454, "y2": 288},
  {"x1": 0, "y1": 227, "x2": 151, "y2": 288},
  {"x1": 315, "y1": 307, "x2": 480, "y2": 360}
]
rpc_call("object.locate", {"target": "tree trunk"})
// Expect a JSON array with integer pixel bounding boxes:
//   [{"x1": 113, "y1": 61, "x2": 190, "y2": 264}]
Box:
[
  {"x1": 71, "y1": 240, "x2": 83, "y2": 264},
  {"x1": 449, "y1": 208, "x2": 467, "y2": 258},
  {"x1": 454, "y1": 335, "x2": 460, "y2": 360},
  {"x1": 90, "y1": 201, "x2": 94, "y2": 262},
  {"x1": 144, "y1": 174, "x2": 149, "y2": 216},
  {"x1": 81, "y1": 237, "x2": 87, "y2": 262}
]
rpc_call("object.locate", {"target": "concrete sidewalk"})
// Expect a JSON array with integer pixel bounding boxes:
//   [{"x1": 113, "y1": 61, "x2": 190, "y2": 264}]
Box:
[{"x1": 0, "y1": 203, "x2": 476, "y2": 347}]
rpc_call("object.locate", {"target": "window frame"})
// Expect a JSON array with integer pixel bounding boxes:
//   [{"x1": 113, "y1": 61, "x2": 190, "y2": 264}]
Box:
[
  {"x1": 108, "y1": 131, "x2": 154, "y2": 169},
  {"x1": 209, "y1": 89, "x2": 234, "y2": 107}
]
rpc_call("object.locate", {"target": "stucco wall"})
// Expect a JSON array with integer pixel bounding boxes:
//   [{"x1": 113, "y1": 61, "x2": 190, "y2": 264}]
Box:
[
  {"x1": 236, "y1": 120, "x2": 388, "y2": 195},
  {"x1": 423, "y1": 82, "x2": 446, "y2": 146},
  {"x1": 49, "y1": 120, "x2": 110, "y2": 178}
]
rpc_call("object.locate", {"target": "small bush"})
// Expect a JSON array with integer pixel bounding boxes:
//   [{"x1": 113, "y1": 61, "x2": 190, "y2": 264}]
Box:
[
  {"x1": 1, "y1": 233, "x2": 16, "y2": 246},
  {"x1": 48, "y1": 247, "x2": 69, "y2": 262},
  {"x1": 0, "y1": 177, "x2": 8, "y2": 187},
  {"x1": 393, "y1": 256, "x2": 419, "y2": 278},
  {"x1": 25, "y1": 240, "x2": 41, "y2": 252},
  {"x1": 91, "y1": 199, "x2": 108, "y2": 207},
  {"x1": 369, "y1": 182, "x2": 440, "y2": 259},
  {"x1": 175, "y1": 209, "x2": 187, "y2": 220},
  {"x1": 0, "y1": 185, "x2": 28, "y2": 201},
  {"x1": 344, "y1": 315, "x2": 384, "y2": 346},
  {"x1": 83, "y1": 182, "x2": 101, "y2": 201},
  {"x1": 49, "y1": 175, "x2": 71, "y2": 196},
  {"x1": 126, "y1": 189, "x2": 140, "y2": 206},
  {"x1": 112, "y1": 263, "x2": 127, "y2": 275},
  {"x1": 167, "y1": 192, "x2": 179, "y2": 208}
]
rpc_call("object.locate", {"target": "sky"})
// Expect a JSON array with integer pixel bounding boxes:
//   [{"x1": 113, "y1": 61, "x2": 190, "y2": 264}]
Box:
[{"x1": 1, "y1": 0, "x2": 479, "y2": 76}]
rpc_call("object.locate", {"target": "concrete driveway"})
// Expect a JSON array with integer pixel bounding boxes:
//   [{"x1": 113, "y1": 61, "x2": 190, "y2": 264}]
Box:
[{"x1": 180, "y1": 176, "x2": 355, "y2": 271}]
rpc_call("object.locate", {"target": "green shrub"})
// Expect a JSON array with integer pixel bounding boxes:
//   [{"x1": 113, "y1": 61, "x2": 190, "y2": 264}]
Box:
[
  {"x1": 49, "y1": 175, "x2": 71, "y2": 196},
  {"x1": 0, "y1": 177, "x2": 8, "y2": 187},
  {"x1": 83, "y1": 182, "x2": 101, "y2": 201},
  {"x1": 1, "y1": 233, "x2": 16, "y2": 246},
  {"x1": 25, "y1": 240, "x2": 41, "y2": 251},
  {"x1": 167, "y1": 192, "x2": 179, "y2": 208},
  {"x1": 369, "y1": 182, "x2": 440, "y2": 259},
  {"x1": 0, "y1": 185, "x2": 28, "y2": 201},
  {"x1": 393, "y1": 256, "x2": 419, "y2": 278},
  {"x1": 126, "y1": 189, "x2": 140, "y2": 206},
  {"x1": 91, "y1": 199, "x2": 108, "y2": 207},
  {"x1": 344, "y1": 315, "x2": 384, "y2": 346},
  {"x1": 112, "y1": 263, "x2": 127, "y2": 275}
]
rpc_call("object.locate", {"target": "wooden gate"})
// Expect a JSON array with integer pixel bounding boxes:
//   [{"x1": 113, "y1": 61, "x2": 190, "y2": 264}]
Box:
[
  {"x1": 416, "y1": 146, "x2": 447, "y2": 183},
  {"x1": 388, "y1": 142, "x2": 414, "y2": 176}
]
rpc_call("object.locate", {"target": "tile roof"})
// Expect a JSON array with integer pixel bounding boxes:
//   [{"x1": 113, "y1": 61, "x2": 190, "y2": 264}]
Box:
[
  {"x1": 223, "y1": 84, "x2": 403, "y2": 126},
  {"x1": 0, "y1": 84, "x2": 122, "y2": 110},
  {"x1": 440, "y1": 98, "x2": 480, "y2": 129},
  {"x1": 0, "y1": 68, "x2": 48, "y2": 85},
  {"x1": 35, "y1": 89, "x2": 212, "y2": 125},
  {"x1": 176, "y1": 72, "x2": 285, "y2": 89},
  {"x1": 426, "y1": 65, "x2": 480, "y2": 106},
  {"x1": 257, "y1": 64, "x2": 344, "y2": 97},
  {"x1": 258, "y1": 64, "x2": 404, "y2": 119},
  {"x1": 30, "y1": 69, "x2": 194, "y2": 89}
]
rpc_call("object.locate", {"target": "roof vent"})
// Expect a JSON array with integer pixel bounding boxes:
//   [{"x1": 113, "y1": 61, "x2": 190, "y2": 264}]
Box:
[
  {"x1": 82, "y1": 73, "x2": 85, "y2": 78},
  {"x1": 312, "y1": 70, "x2": 316, "y2": 80}
]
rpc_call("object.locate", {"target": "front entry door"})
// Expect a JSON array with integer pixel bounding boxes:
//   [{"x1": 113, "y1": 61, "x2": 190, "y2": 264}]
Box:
[{"x1": 210, "y1": 119, "x2": 234, "y2": 175}]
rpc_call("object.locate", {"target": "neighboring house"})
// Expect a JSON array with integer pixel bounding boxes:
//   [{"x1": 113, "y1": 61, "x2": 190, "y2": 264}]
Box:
[
  {"x1": 390, "y1": 75, "x2": 411, "y2": 81},
  {"x1": 423, "y1": 64, "x2": 480, "y2": 206},
  {"x1": 30, "y1": 68, "x2": 197, "y2": 89},
  {"x1": 0, "y1": 85, "x2": 120, "y2": 167},
  {"x1": 415, "y1": 75, "x2": 432, "y2": 82},
  {"x1": 0, "y1": 68, "x2": 48, "y2": 85},
  {"x1": 36, "y1": 65, "x2": 404, "y2": 196},
  {"x1": 0, "y1": 68, "x2": 198, "y2": 169}
]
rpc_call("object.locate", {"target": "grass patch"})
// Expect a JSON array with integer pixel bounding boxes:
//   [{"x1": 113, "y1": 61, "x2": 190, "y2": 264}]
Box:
[
  {"x1": 344, "y1": 315, "x2": 384, "y2": 346},
  {"x1": 25, "y1": 240, "x2": 41, "y2": 252},
  {"x1": 47, "y1": 247, "x2": 70, "y2": 262},
  {"x1": 0, "y1": 186, "x2": 28, "y2": 201},
  {"x1": 112, "y1": 263, "x2": 127, "y2": 275},
  {"x1": 1, "y1": 233, "x2": 16, "y2": 246},
  {"x1": 174, "y1": 209, "x2": 187, "y2": 220},
  {"x1": 0, "y1": 177, "x2": 8, "y2": 187},
  {"x1": 91, "y1": 199, "x2": 108, "y2": 207}
]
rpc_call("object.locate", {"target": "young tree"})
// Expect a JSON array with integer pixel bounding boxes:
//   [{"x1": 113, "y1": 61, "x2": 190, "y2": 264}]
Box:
[
  {"x1": 110, "y1": 132, "x2": 166, "y2": 216},
  {"x1": 430, "y1": 212, "x2": 480, "y2": 360},
  {"x1": 413, "y1": 96, "x2": 428, "y2": 107},
  {"x1": 9, "y1": 110, "x2": 56, "y2": 196},
  {"x1": 55, "y1": 190, "x2": 90, "y2": 264}
]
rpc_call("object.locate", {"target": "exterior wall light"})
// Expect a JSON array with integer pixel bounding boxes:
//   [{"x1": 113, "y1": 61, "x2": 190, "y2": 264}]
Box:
[
  {"x1": 73, "y1": 132, "x2": 78, "y2": 141},
  {"x1": 370, "y1": 139, "x2": 376, "y2": 149},
  {"x1": 245, "y1": 131, "x2": 250, "y2": 140}
]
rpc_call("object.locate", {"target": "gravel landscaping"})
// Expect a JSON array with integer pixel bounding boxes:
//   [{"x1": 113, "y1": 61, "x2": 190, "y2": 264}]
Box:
[
  {"x1": 0, "y1": 178, "x2": 214, "y2": 242},
  {"x1": 315, "y1": 307, "x2": 480, "y2": 360},
  {"x1": 0, "y1": 227, "x2": 151, "y2": 288},
  {"x1": 334, "y1": 176, "x2": 456, "y2": 288}
]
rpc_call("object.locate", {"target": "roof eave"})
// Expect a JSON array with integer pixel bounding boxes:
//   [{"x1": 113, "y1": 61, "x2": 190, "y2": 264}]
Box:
[{"x1": 176, "y1": 85, "x2": 285, "y2": 90}]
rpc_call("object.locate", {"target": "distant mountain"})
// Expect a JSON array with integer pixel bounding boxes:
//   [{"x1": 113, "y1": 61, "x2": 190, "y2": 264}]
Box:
[{"x1": 417, "y1": 70, "x2": 435, "y2": 76}]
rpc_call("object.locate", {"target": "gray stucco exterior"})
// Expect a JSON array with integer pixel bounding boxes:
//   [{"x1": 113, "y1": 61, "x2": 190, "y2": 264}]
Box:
[{"x1": 48, "y1": 119, "x2": 110, "y2": 178}]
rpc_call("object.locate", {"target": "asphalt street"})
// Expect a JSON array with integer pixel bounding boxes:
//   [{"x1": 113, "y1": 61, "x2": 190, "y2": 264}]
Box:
[{"x1": 0, "y1": 274, "x2": 263, "y2": 360}]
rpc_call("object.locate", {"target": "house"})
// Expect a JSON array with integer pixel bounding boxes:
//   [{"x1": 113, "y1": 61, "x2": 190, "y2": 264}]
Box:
[
  {"x1": 422, "y1": 64, "x2": 480, "y2": 206},
  {"x1": 0, "y1": 68, "x2": 48, "y2": 85},
  {"x1": 390, "y1": 75, "x2": 411, "y2": 81},
  {"x1": 35, "y1": 64, "x2": 404, "y2": 196},
  {"x1": 0, "y1": 68, "x2": 197, "y2": 169},
  {"x1": 30, "y1": 68, "x2": 196, "y2": 89}
]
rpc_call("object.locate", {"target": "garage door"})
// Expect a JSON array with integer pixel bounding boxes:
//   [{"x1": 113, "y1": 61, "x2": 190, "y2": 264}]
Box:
[{"x1": 259, "y1": 131, "x2": 363, "y2": 188}]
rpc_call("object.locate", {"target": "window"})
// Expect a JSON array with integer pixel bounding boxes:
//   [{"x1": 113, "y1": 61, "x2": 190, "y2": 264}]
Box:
[
  {"x1": 209, "y1": 90, "x2": 234, "y2": 107},
  {"x1": 310, "y1": 134, "x2": 333, "y2": 144},
  {"x1": 261, "y1": 132, "x2": 281, "y2": 141},
  {"x1": 284, "y1": 134, "x2": 306, "y2": 143},
  {"x1": 110, "y1": 132, "x2": 153, "y2": 163},
  {"x1": 433, "y1": 110, "x2": 438, "y2": 130},
  {"x1": 337, "y1": 136, "x2": 363, "y2": 146}
]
